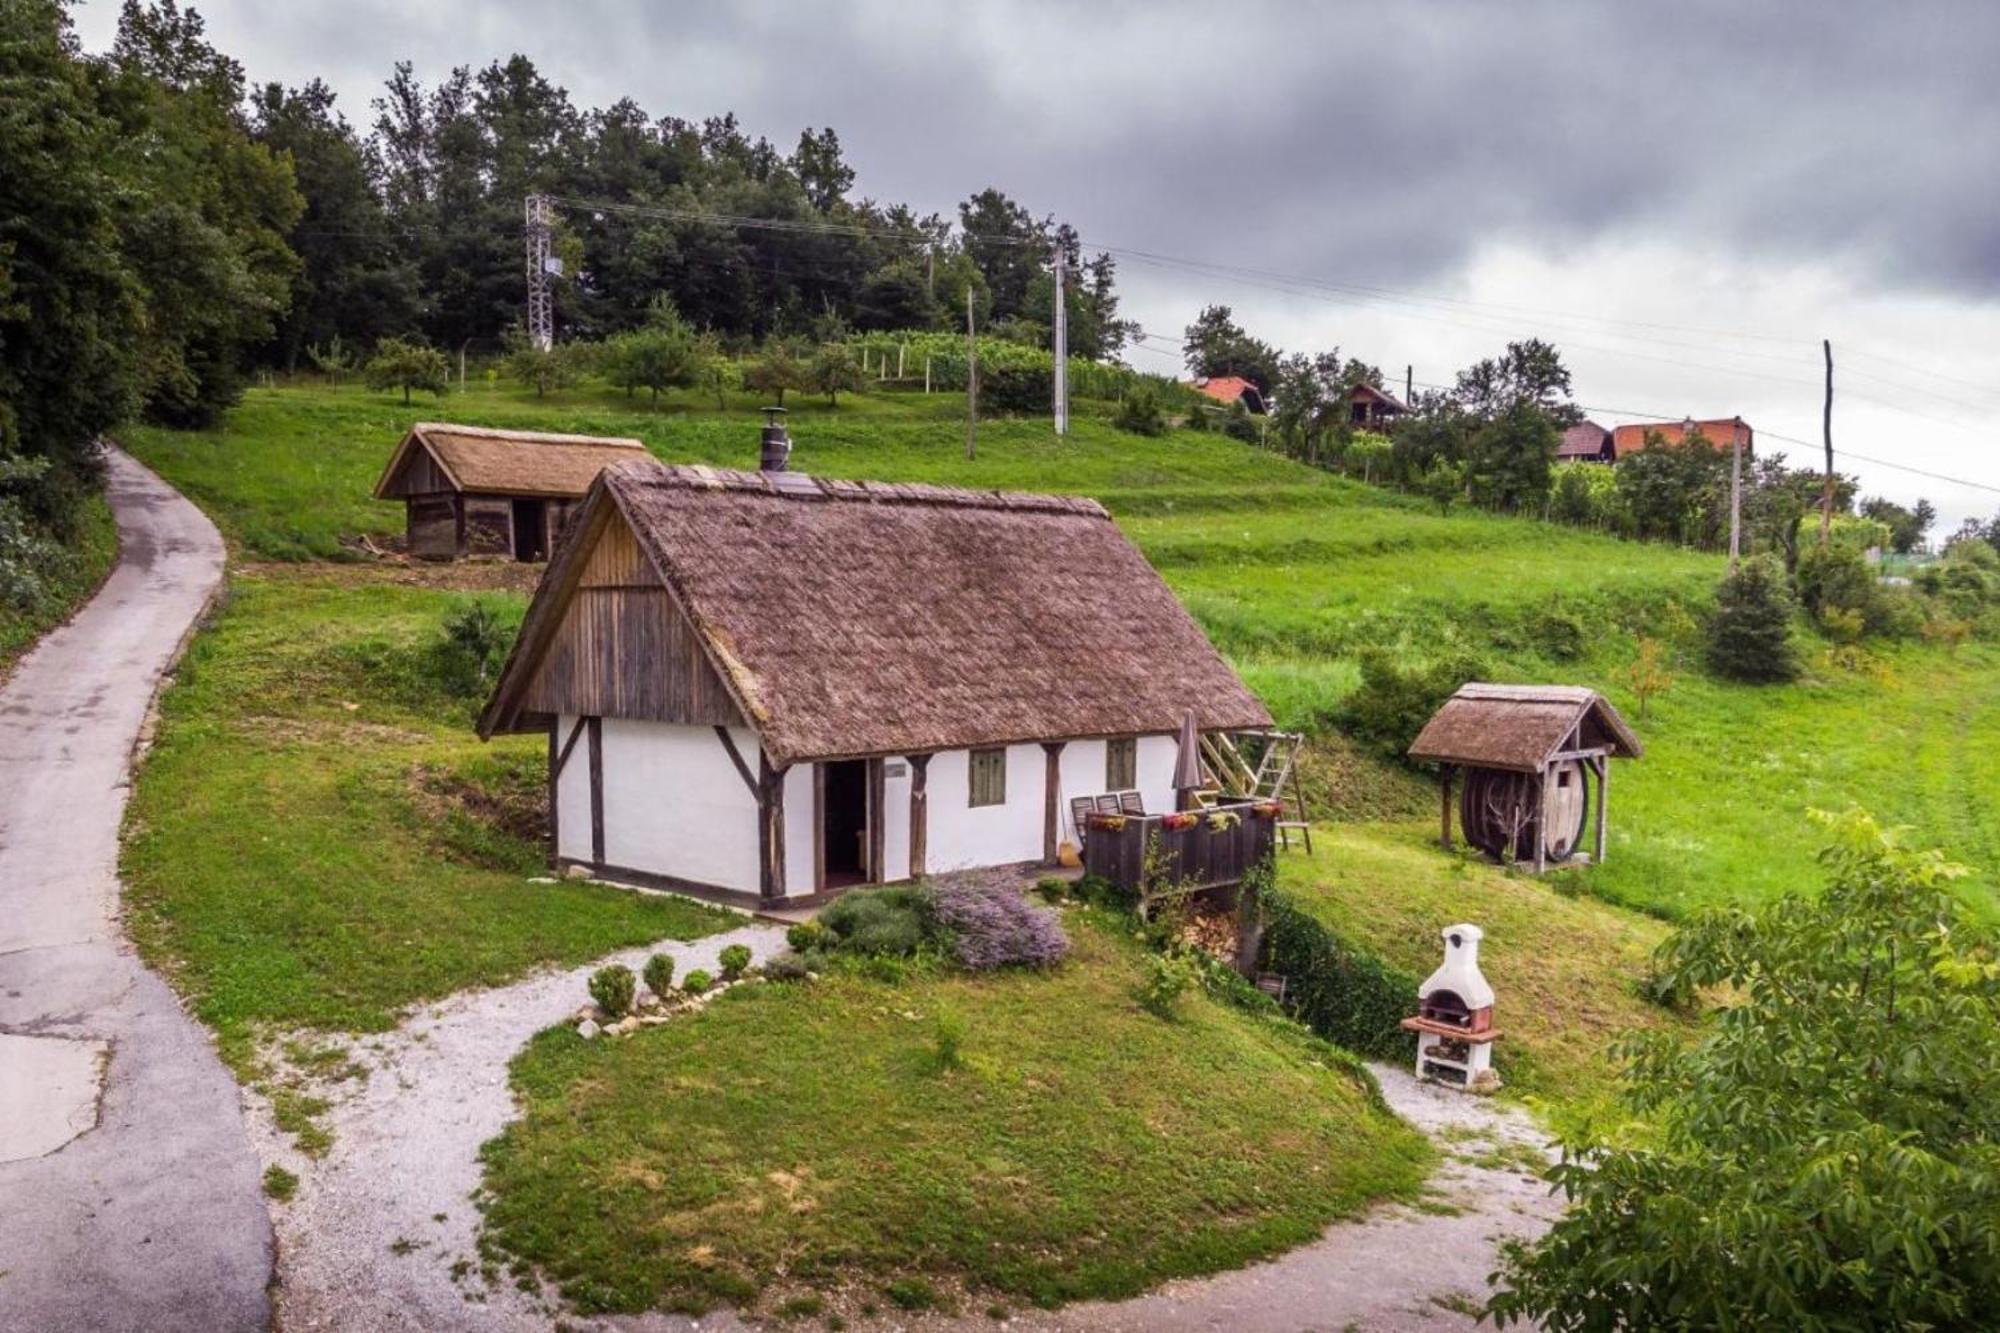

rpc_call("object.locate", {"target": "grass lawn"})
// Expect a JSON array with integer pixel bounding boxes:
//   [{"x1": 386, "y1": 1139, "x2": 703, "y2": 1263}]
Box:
[
  {"x1": 1277, "y1": 828, "x2": 1683, "y2": 1123},
  {"x1": 120, "y1": 564, "x2": 735, "y2": 1066},
  {"x1": 0, "y1": 492, "x2": 117, "y2": 680},
  {"x1": 478, "y1": 913, "x2": 1432, "y2": 1317}
]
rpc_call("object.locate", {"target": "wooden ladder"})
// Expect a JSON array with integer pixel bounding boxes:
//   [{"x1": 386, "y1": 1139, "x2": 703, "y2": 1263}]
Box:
[{"x1": 1207, "y1": 730, "x2": 1313, "y2": 854}]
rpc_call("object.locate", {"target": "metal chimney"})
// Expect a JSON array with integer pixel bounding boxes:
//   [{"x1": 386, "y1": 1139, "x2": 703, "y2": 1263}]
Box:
[{"x1": 759, "y1": 406, "x2": 791, "y2": 472}]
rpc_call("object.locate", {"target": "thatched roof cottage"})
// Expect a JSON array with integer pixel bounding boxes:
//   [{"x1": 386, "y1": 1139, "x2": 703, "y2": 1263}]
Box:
[
  {"x1": 373, "y1": 422, "x2": 648, "y2": 561},
  {"x1": 479, "y1": 453, "x2": 1271, "y2": 908}
]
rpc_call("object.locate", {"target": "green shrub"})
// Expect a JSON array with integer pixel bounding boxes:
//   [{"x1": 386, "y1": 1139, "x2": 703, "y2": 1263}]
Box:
[
  {"x1": 1032, "y1": 876, "x2": 1069, "y2": 904},
  {"x1": 818, "y1": 884, "x2": 937, "y2": 956},
  {"x1": 883, "y1": 1278, "x2": 942, "y2": 1311},
  {"x1": 642, "y1": 953, "x2": 675, "y2": 1000},
  {"x1": 1135, "y1": 952, "x2": 1201, "y2": 1018},
  {"x1": 682, "y1": 969, "x2": 712, "y2": 995},
  {"x1": 859, "y1": 954, "x2": 908, "y2": 984},
  {"x1": 930, "y1": 1009, "x2": 966, "y2": 1072},
  {"x1": 1259, "y1": 890, "x2": 1416, "y2": 1058},
  {"x1": 1071, "y1": 872, "x2": 1137, "y2": 914},
  {"x1": 1795, "y1": 543, "x2": 1879, "y2": 630},
  {"x1": 1111, "y1": 385, "x2": 1167, "y2": 437},
  {"x1": 785, "y1": 919, "x2": 829, "y2": 953},
  {"x1": 717, "y1": 943, "x2": 752, "y2": 979},
  {"x1": 262, "y1": 1164, "x2": 299, "y2": 1201},
  {"x1": 429, "y1": 599, "x2": 522, "y2": 698},
  {"x1": 1339, "y1": 647, "x2": 1486, "y2": 758},
  {"x1": 762, "y1": 955, "x2": 810, "y2": 983},
  {"x1": 1706, "y1": 557, "x2": 1800, "y2": 683},
  {"x1": 588, "y1": 964, "x2": 636, "y2": 1018},
  {"x1": 982, "y1": 366, "x2": 1052, "y2": 415},
  {"x1": 1531, "y1": 609, "x2": 1585, "y2": 662}
]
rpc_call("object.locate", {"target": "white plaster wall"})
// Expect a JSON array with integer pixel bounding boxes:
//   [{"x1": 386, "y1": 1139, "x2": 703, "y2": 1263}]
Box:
[
  {"x1": 881, "y1": 758, "x2": 912, "y2": 882},
  {"x1": 596, "y1": 718, "x2": 761, "y2": 894},
  {"x1": 924, "y1": 743, "x2": 1045, "y2": 872},
  {"x1": 554, "y1": 714, "x2": 593, "y2": 863},
  {"x1": 1056, "y1": 739, "x2": 1109, "y2": 847},
  {"x1": 783, "y1": 763, "x2": 814, "y2": 896},
  {"x1": 1135, "y1": 733, "x2": 1181, "y2": 816}
]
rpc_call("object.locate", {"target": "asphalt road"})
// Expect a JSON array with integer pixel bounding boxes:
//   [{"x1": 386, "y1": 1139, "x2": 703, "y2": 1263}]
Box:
[{"x1": 0, "y1": 449, "x2": 271, "y2": 1332}]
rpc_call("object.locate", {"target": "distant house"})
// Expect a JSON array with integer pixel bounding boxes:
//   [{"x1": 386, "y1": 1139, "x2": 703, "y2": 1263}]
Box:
[
  {"x1": 478, "y1": 448, "x2": 1271, "y2": 908},
  {"x1": 1556, "y1": 421, "x2": 1615, "y2": 464},
  {"x1": 1189, "y1": 375, "x2": 1268, "y2": 414},
  {"x1": 1346, "y1": 382, "x2": 1409, "y2": 431},
  {"x1": 1610, "y1": 417, "x2": 1753, "y2": 462},
  {"x1": 373, "y1": 423, "x2": 647, "y2": 561}
]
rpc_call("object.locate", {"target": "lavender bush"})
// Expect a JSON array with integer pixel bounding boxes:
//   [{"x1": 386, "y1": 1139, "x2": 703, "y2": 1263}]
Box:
[{"x1": 930, "y1": 878, "x2": 1070, "y2": 970}]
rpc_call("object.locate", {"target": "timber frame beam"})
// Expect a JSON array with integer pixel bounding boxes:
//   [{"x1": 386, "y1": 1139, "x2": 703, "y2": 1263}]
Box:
[
  {"x1": 758, "y1": 750, "x2": 788, "y2": 903},
  {"x1": 1041, "y1": 741, "x2": 1067, "y2": 866}
]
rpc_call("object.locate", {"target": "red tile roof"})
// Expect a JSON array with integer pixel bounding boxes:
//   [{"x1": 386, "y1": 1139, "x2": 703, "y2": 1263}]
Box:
[
  {"x1": 1190, "y1": 376, "x2": 1259, "y2": 406},
  {"x1": 1611, "y1": 417, "x2": 1753, "y2": 459},
  {"x1": 1556, "y1": 422, "x2": 1612, "y2": 458}
]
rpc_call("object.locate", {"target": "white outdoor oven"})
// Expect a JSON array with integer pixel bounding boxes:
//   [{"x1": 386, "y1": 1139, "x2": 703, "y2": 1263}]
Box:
[{"x1": 1400, "y1": 923, "x2": 1501, "y2": 1092}]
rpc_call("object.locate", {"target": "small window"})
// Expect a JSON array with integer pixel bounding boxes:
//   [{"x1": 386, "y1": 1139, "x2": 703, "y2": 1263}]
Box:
[
  {"x1": 1105, "y1": 737, "x2": 1138, "y2": 791},
  {"x1": 968, "y1": 747, "x2": 1007, "y2": 808}
]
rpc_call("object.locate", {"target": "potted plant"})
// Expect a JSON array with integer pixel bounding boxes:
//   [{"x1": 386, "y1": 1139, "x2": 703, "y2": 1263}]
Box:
[
  {"x1": 1251, "y1": 800, "x2": 1283, "y2": 820},
  {"x1": 1161, "y1": 811, "x2": 1199, "y2": 831},
  {"x1": 1088, "y1": 812, "x2": 1128, "y2": 833}
]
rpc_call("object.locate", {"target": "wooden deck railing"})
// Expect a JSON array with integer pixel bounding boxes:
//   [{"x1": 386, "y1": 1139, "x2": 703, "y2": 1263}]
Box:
[{"x1": 1080, "y1": 799, "x2": 1278, "y2": 913}]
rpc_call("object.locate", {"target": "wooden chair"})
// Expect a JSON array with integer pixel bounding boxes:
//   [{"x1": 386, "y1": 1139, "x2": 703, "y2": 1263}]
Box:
[
  {"x1": 1069, "y1": 795, "x2": 1098, "y2": 845},
  {"x1": 1116, "y1": 790, "x2": 1145, "y2": 816}
]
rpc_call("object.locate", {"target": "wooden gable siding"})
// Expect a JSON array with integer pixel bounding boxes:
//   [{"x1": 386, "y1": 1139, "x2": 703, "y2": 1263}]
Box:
[
  {"x1": 520, "y1": 511, "x2": 743, "y2": 726},
  {"x1": 382, "y1": 442, "x2": 454, "y2": 498},
  {"x1": 407, "y1": 494, "x2": 459, "y2": 559}
]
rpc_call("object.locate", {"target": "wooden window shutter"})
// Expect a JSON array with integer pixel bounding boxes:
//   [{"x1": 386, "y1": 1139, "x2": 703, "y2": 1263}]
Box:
[
  {"x1": 1105, "y1": 737, "x2": 1137, "y2": 791},
  {"x1": 969, "y1": 748, "x2": 1006, "y2": 808}
]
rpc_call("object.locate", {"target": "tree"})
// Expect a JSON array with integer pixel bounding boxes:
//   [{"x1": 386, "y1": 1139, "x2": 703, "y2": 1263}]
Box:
[
  {"x1": 807, "y1": 342, "x2": 863, "y2": 405},
  {"x1": 364, "y1": 336, "x2": 449, "y2": 404},
  {"x1": 603, "y1": 297, "x2": 698, "y2": 405},
  {"x1": 501, "y1": 330, "x2": 584, "y2": 397},
  {"x1": 1183, "y1": 304, "x2": 1279, "y2": 394},
  {"x1": 742, "y1": 341, "x2": 805, "y2": 406},
  {"x1": 853, "y1": 260, "x2": 940, "y2": 331},
  {"x1": 0, "y1": 0, "x2": 147, "y2": 529},
  {"x1": 1706, "y1": 556, "x2": 1800, "y2": 682},
  {"x1": 957, "y1": 188, "x2": 1044, "y2": 322},
  {"x1": 1614, "y1": 636, "x2": 1674, "y2": 718},
  {"x1": 1389, "y1": 391, "x2": 1469, "y2": 484},
  {"x1": 305, "y1": 335, "x2": 356, "y2": 385},
  {"x1": 1453, "y1": 338, "x2": 1581, "y2": 426},
  {"x1": 1861, "y1": 495, "x2": 1934, "y2": 555},
  {"x1": 1463, "y1": 399, "x2": 1558, "y2": 512},
  {"x1": 1491, "y1": 809, "x2": 1999, "y2": 1331},
  {"x1": 695, "y1": 335, "x2": 735, "y2": 410},
  {"x1": 1419, "y1": 459, "x2": 1465, "y2": 515},
  {"x1": 1111, "y1": 385, "x2": 1167, "y2": 437}
]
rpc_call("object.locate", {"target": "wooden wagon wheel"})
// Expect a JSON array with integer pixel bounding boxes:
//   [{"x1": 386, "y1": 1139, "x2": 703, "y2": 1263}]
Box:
[
  {"x1": 1459, "y1": 763, "x2": 1592, "y2": 864},
  {"x1": 1541, "y1": 759, "x2": 1591, "y2": 861}
]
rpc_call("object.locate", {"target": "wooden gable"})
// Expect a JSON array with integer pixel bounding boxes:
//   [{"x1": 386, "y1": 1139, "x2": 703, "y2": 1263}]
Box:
[
  {"x1": 517, "y1": 507, "x2": 744, "y2": 727},
  {"x1": 377, "y1": 436, "x2": 458, "y2": 498}
]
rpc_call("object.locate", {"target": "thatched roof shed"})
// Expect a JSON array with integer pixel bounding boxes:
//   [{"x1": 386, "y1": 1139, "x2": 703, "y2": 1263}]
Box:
[
  {"x1": 480, "y1": 459, "x2": 1272, "y2": 766},
  {"x1": 373, "y1": 423, "x2": 648, "y2": 561},
  {"x1": 1409, "y1": 684, "x2": 1641, "y2": 773},
  {"x1": 1410, "y1": 684, "x2": 1642, "y2": 870},
  {"x1": 373, "y1": 423, "x2": 647, "y2": 500}
]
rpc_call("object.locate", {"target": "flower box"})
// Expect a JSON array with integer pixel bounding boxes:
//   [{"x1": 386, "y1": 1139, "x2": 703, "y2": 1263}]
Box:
[
  {"x1": 1160, "y1": 812, "x2": 1200, "y2": 831},
  {"x1": 1251, "y1": 801, "x2": 1283, "y2": 820},
  {"x1": 1087, "y1": 813, "x2": 1128, "y2": 833}
]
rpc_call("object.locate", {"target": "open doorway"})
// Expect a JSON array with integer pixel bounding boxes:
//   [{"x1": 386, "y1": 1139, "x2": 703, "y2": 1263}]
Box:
[
  {"x1": 510, "y1": 498, "x2": 547, "y2": 561},
  {"x1": 821, "y1": 759, "x2": 869, "y2": 888}
]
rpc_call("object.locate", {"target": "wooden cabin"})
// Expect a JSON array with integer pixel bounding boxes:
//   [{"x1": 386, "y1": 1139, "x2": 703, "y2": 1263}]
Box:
[
  {"x1": 1409, "y1": 684, "x2": 1642, "y2": 872},
  {"x1": 478, "y1": 456, "x2": 1272, "y2": 909},
  {"x1": 373, "y1": 423, "x2": 647, "y2": 561},
  {"x1": 1346, "y1": 382, "x2": 1409, "y2": 430},
  {"x1": 1557, "y1": 421, "x2": 1615, "y2": 464}
]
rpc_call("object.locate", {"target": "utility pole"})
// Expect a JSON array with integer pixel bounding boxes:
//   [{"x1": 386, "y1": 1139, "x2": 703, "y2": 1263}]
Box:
[
  {"x1": 1405, "y1": 364, "x2": 1414, "y2": 405},
  {"x1": 1819, "y1": 338, "x2": 1835, "y2": 546},
  {"x1": 1051, "y1": 241, "x2": 1068, "y2": 436},
  {"x1": 1728, "y1": 414, "x2": 1744, "y2": 569},
  {"x1": 524, "y1": 193, "x2": 555, "y2": 351},
  {"x1": 965, "y1": 287, "x2": 978, "y2": 461}
]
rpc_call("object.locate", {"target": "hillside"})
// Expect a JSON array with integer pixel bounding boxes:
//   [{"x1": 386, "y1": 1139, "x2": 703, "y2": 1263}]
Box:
[{"x1": 122, "y1": 380, "x2": 2000, "y2": 923}]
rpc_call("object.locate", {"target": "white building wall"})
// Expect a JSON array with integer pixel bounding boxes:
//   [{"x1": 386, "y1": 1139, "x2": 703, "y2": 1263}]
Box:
[
  {"x1": 596, "y1": 718, "x2": 761, "y2": 895},
  {"x1": 554, "y1": 713, "x2": 593, "y2": 863},
  {"x1": 923, "y1": 742, "x2": 1046, "y2": 872},
  {"x1": 881, "y1": 758, "x2": 912, "y2": 883},
  {"x1": 1056, "y1": 739, "x2": 1109, "y2": 848},
  {"x1": 1135, "y1": 734, "x2": 1181, "y2": 817},
  {"x1": 783, "y1": 763, "x2": 814, "y2": 895}
]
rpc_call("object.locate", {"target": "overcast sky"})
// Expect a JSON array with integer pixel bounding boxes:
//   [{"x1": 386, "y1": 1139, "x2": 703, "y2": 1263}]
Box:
[{"x1": 72, "y1": 0, "x2": 2000, "y2": 531}]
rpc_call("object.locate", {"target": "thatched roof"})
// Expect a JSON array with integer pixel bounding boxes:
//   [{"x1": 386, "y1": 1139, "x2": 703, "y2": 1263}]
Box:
[
  {"x1": 1407, "y1": 683, "x2": 1642, "y2": 773},
  {"x1": 373, "y1": 423, "x2": 647, "y2": 499},
  {"x1": 481, "y1": 460, "x2": 1272, "y2": 764}
]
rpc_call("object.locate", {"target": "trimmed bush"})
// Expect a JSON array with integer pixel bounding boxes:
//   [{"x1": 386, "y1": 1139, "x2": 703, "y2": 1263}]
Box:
[
  {"x1": 930, "y1": 879, "x2": 1070, "y2": 970},
  {"x1": 762, "y1": 955, "x2": 809, "y2": 983},
  {"x1": 818, "y1": 884, "x2": 938, "y2": 957},
  {"x1": 682, "y1": 969, "x2": 712, "y2": 995},
  {"x1": 588, "y1": 964, "x2": 636, "y2": 1019},
  {"x1": 1031, "y1": 876, "x2": 1069, "y2": 904},
  {"x1": 717, "y1": 943, "x2": 752, "y2": 979},
  {"x1": 1259, "y1": 890, "x2": 1416, "y2": 1058},
  {"x1": 642, "y1": 953, "x2": 675, "y2": 1000},
  {"x1": 1707, "y1": 557, "x2": 1800, "y2": 683},
  {"x1": 785, "y1": 919, "x2": 829, "y2": 953}
]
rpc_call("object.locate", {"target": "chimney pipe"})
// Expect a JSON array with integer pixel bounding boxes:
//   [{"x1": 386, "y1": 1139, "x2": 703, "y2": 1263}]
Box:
[{"x1": 759, "y1": 406, "x2": 791, "y2": 473}]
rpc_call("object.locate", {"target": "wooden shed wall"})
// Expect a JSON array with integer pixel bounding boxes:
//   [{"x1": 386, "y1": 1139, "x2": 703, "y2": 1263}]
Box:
[
  {"x1": 520, "y1": 517, "x2": 744, "y2": 726},
  {"x1": 382, "y1": 444, "x2": 452, "y2": 498},
  {"x1": 463, "y1": 496, "x2": 513, "y2": 556},
  {"x1": 407, "y1": 494, "x2": 459, "y2": 559}
]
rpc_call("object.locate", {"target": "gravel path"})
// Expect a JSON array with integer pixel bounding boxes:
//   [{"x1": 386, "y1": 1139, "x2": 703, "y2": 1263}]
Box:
[
  {"x1": 259, "y1": 920, "x2": 788, "y2": 1332},
  {"x1": 0, "y1": 448, "x2": 271, "y2": 1333}
]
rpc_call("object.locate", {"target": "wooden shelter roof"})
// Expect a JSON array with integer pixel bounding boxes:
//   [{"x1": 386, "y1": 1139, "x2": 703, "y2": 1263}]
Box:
[
  {"x1": 1407, "y1": 683, "x2": 1642, "y2": 774},
  {"x1": 480, "y1": 460, "x2": 1272, "y2": 764},
  {"x1": 373, "y1": 422, "x2": 647, "y2": 500}
]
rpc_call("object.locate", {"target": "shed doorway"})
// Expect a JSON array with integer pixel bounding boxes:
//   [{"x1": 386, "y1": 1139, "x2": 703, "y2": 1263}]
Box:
[
  {"x1": 510, "y1": 498, "x2": 547, "y2": 561},
  {"x1": 821, "y1": 759, "x2": 869, "y2": 888}
]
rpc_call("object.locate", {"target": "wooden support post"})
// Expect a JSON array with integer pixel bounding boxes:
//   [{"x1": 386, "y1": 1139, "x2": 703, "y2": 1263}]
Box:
[
  {"x1": 867, "y1": 758, "x2": 886, "y2": 883},
  {"x1": 1532, "y1": 769, "x2": 1548, "y2": 875},
  {"x1": 587, "y1": 716, "x2": 605, "y2": 866},
  {"x1": 1594, "y1": 756, "x2": 1609, "y2": 864},
  {"x1": 758, "y1": 751, "x2": 787, "y2": 902},
  {"x1": 1041, "y1": 741, "x2": 1066, "y2": 866},
  {"x1": 1438, "y1": 765, "x2": 1453, "y2": 850},
  {"x1": 812, "y1": 763, "x2": 826, "y2": 894},
  {"x1": 908, "y1": 754, "x2": 930, "y2": 880}
]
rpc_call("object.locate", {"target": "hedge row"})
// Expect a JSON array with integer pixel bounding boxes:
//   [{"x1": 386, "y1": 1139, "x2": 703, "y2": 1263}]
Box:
[{"x1": 1259, "y1": 889, "x2": 1417, "y2": 1060}]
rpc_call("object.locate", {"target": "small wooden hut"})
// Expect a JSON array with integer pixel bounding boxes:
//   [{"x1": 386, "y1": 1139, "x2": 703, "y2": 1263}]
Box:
[
  {"x1": 373, "y1": 423, "x2": 647, "y2": 561},
  {"x1": 1409, "y1": 684, "x2": 1642, "y2": 871}
]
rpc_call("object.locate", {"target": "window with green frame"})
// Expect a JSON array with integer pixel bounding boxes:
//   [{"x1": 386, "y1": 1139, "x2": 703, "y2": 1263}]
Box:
[
  {"x1": 969, "y1": 747, "x2": 1006, "y2": 807},
  {"x1": 1105, "y1": 737, "x2": 1138, "y2": 790}
]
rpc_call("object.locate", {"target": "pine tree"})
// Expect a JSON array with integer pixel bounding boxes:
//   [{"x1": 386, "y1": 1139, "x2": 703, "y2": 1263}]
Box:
[{"x1": 1706, "y1": 557, "x2": 1800, "y2": 682}]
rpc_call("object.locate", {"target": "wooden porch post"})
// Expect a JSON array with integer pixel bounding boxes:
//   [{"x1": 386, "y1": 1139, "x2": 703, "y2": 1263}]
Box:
[
  {"x1": 908, "y1": 754, "x2": 930, "y2": 880},
  {"x1": 758, "y1": 752, "x2": 788, "y2": 903},
  {"x1": 1438, "y1": 764, "x2": 1453, "y2": 850},
  {"x1": 1594, "y1": 756, "x2": 1609, "y2": 864},
  {"x1": 1532, "y1": 768, "x2": 1548, "y2": 875},
  {"x1": 867, "y1": 758, "x2": 886, "y2": 883},
  {"x1": 587, "y1": 716, "x2": 605, "y2": 866},
  {"x1": 1041, "y1": 741, "x2": 1066, "y2": 866}
]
